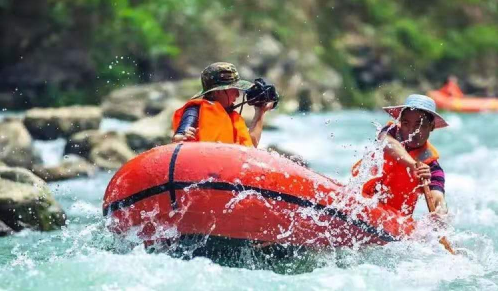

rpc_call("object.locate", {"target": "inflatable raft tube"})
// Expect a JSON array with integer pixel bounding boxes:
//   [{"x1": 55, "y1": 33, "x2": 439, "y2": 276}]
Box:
[
  {"x1": 428, "y1": 90, "x2": 498, "y2": 112},
  {"x1": 103, "y1": 142, "x2": 415, "y2": 248}
]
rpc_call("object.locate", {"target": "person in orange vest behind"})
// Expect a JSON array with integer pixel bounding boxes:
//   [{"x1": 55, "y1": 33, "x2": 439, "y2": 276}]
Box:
[
  {"x1": 439, "y1": 75, "x2": 464, "y2": 98},
  {"x1": 354, "y1": 94, "x2": 449, "y2": 217},
  {"x1": 172, "y1": 62, "x2": 277, "y2": 147}
]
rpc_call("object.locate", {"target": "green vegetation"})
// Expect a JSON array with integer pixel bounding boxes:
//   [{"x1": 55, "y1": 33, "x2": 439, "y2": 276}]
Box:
[{"x1": 1, "y1": 0, "x2": 497, "y2": 108}]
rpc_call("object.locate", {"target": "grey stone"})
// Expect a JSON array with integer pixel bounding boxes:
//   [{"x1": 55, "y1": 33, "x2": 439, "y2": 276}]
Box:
[
  {"x1": 0, "y1": 166, "x2": 66, "y2": 232},
  {"x1": 65, "y1": 130, "x2": 135, "y2": 170},
  {"x1": 24, "y1": 106, "x2": 102, "y2": 140},
  {"x1": 0, "y1": 118, "x2": 41, "y2": 168},
  {"x1": 31, "y1": 155, "x2": 96, "y2": 182},
  {"x1": 125, "y1": 108, "x2": 176, "y2": 152}
]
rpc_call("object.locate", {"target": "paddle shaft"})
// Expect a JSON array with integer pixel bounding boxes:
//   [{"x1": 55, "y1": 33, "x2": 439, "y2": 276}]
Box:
[{"x1": 422, "y1": 183, "x2": 456, "y2": 255}]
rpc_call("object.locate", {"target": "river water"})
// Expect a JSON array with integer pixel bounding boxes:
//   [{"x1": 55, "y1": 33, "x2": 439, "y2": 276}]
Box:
[{"x1": 1, "y1": 111, "x2": 497, "y2": 290}]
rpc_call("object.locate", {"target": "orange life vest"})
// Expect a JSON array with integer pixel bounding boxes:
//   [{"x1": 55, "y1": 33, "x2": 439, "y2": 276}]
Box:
[
  {"x1": 353, "y1": 126, "x2": 439, "y2": 216},
  {"x1": 439, "y1": 80, "x2": 464, "y2": 99},
  {"x1": 172, "y1": 99, "x2": 254, "y2": 147}
]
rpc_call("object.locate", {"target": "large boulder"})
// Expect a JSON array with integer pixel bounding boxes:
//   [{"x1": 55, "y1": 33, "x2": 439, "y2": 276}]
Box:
[
  {"x1": 253, "y1": 49, "x2": 343, "y2": 113},
  {"x1": 89, "y1": 133, "x2": 136, "y2": 170},
  {"x1": 0, "y1": 118, "x2": 41, "y2": 168},
  {"x1": 64, "y1": 130, "x2": 135, "y2": 170},
  {"x1": 65, "y1": 130, "x2": 106, "y2": 159},
  {"x1": 102, "y1": 79, "x2": 199, "y2": 120},
  {"x1": 247, "y1": 35, "x2": 284, "y2": 75},
  {"x1": 101, "y1": 85, "x2": 157, "y2": 121},
  {"x1": 24, "y1": 106, "x2": 102, "y2": 140},
  {"x1": 31, "y1": 155, "x2": 97, "y2": 182},
  {"x1": 0, "y1": 166, "x2": 66, "y2": 233},
  {"x1": 125, "y1": 108, "x2": 176, "y2": 152}
]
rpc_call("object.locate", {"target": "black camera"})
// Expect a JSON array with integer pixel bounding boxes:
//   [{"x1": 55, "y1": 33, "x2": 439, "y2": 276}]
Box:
[{"x1": 245, "y1": 78, "x2": 279, "y2": 109}]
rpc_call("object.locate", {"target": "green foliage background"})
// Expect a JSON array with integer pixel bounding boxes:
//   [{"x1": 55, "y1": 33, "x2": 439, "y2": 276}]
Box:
[{"x1": 1, "y1": 0, "x2": 497, "y2": 108}]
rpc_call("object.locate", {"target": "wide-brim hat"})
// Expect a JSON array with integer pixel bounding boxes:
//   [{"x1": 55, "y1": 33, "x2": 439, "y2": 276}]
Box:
[
  {"x1": 382, "y1": 94, "x2": 449, "y2": 129},
  {"x1": 191, "y1": 62, "x2": 253, "y2": 99}
]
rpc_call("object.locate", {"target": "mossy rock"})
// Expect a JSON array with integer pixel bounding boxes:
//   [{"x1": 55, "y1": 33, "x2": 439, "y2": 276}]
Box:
[{"x1": 0, "y1": 166, "x2": 66, "y2": 232}]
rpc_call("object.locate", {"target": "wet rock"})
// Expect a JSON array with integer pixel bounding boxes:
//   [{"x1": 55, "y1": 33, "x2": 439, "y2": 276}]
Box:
[
  {"x1": 143, "y1": 82, "x2": 179, "y2": 115},
  {"x1": 102, "y1": 79, "x2": 199, "y2": 120},
  {"x1": 102, "y1": 85, "x2": 156, "y2": 121},
  {"x1": 247, "y1": 35, "x2": 284, "y2": 74},
  {"x1": 467, "y1": 75, "x2": 497, "y2": 96},
  {"x1": 31, "y1": 155, "x2": 96, "y2": 182},
  {"x1": 0, "y1": 166, "x2": 66, "y2": 232},
  {"x1": 0, "y1": 118, "x2": 41, "y2": 168},
  {"x1": 125, "y1": 108, "x2": 175, "y2": 152},
  {"x1": 64, "y1": 130, "x2": 102, "y2": 159},
  {"x1": 266, "y1": 144, "x2": 309, "y2": 168},
  {"x1": 145, "y1": 97, "x2": 184, "y2": 120},
  {"x1": 262, "y1": 49, "x2": 343, "y2": 113},
  {"x1": 0, "y1": 220, "x2": 13, "y2": 236},
  {"x1": 142, "y1": 79, "x2": 199, "y2": 115},
  {"x1": 89, "y1": 134, "x2": 136, "y2": 170},
  {"x1": 24, "y1": 106, "x2": 102, "y2": 140},
  {"x1": 64, "y1": 130, "x2": 135, "y2": 170}
]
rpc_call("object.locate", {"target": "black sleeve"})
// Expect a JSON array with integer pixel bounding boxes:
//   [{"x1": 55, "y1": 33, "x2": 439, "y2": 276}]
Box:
[{"x1": 175, "y1": 106, "x2": 199, "y2": 135}]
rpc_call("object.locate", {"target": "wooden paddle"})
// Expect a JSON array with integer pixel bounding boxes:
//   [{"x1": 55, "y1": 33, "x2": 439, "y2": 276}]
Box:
[{"x1": 422, "y1": 183, "x2": 456, "y2": 255}]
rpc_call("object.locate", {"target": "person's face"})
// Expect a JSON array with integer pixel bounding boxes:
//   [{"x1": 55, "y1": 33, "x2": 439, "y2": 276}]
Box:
[
  {"x1": 399, "y1": 109, "x2": 435, "y2": 148},
  {"x1": 213, "y1": 89, "x2": 239, "y2": 109}
]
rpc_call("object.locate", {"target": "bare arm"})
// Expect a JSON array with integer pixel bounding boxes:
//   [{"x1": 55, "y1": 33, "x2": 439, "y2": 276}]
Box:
[
  {"x1": 431, "y1": 189, "x2": 448, "y2": 214},
  {"x1": 248, "y1": 103, "x2": 273, "y2": 147},
  {"x1": 379, "y1": 132, "x2": 431, "y2": 180},
  {"x1": 380, "y1": 131, "x2": 417, "y2": 167}
]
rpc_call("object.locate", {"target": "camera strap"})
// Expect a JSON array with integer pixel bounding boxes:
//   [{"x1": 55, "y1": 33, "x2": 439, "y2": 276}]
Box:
[{"x1": 230, "y1": 93, "x2": 249, "y2": 113}]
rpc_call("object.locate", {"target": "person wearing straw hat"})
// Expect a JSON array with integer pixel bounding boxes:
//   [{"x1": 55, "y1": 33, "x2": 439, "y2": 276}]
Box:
[
  {"x1": 353, "y1": 94, "x2": 449, "y2": 217},
  {"x1": 171, "y1": 62, "x2": 275, "y2": 147}
]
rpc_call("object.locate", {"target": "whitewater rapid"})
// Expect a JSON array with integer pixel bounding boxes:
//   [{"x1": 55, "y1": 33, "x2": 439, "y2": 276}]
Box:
[{"x1": 1, "y1": 111, "x2": 497, "y2": 290}]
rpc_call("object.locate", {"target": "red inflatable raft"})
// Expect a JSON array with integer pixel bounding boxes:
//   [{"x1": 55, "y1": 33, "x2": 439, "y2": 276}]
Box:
[
  {"x1": 103, "y1": 142, "x2": 415, "y2": 248},
  {"x1": 428, "y1": 90, "x2": 498, "y2": 113}
]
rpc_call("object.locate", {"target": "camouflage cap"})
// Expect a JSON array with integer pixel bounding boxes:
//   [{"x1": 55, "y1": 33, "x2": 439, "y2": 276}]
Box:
[{"x1": 191, "y1": 62, "x2": 253, "y2": 99}]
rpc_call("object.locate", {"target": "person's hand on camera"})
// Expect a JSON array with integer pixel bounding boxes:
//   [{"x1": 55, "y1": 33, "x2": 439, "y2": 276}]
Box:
[
  {"x1": 255, "y1": 102, "x2": 275, "y2": 114},
  {"x1": 172, "y1": 127, "x2": 197, "y2": 142}
]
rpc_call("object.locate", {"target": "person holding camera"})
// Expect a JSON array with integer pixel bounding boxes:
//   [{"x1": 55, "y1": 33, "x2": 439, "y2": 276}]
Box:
[{"x1": 172, "y1": 62, "x2": 278, "y2": 147}]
